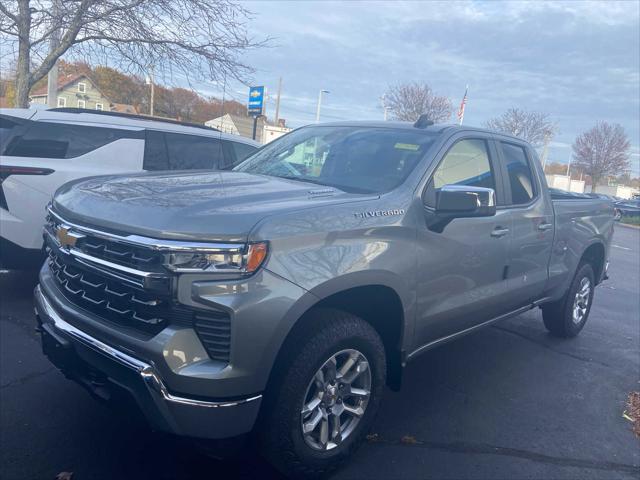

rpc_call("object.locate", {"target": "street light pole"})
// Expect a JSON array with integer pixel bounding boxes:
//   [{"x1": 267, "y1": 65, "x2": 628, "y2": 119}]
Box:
[
  {"x1": 381, "y1": 94, "x2": 389, "y2": 121},
  {"x1": 316, "y1": 89, "x2": 329, "y2": 123}
]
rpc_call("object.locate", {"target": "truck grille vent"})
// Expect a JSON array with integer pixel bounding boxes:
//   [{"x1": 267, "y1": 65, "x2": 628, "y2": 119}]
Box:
[{"x1": 194, "y1": 313, "x2": 232, "y2": 362}]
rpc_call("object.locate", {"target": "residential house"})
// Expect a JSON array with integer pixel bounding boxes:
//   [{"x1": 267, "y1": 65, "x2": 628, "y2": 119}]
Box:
[
  {"x1": 205, "y1": 114, "x2": 291, "y2": 144},
  {"x1": 29, "y1": 73, "x2": 135, "y2": 113}
]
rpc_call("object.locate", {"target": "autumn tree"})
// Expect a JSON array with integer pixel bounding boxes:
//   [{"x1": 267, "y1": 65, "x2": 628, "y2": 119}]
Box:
[
  {"x1": 485, "y1": 108, "x2": 557, "y2": 147},
  {"x1": 0, "y1": 0, "x2": 264, "y2": 107},
  {"x1": 572, "y1": 122, "x2": 631, "y2": 192},
  {"x1": 383, "y1": 83, "x2": 452, "y2": 123},
  {"x1": 544, "y1": 162, "x2": 569, "y2": 176},
  {"x1": 92, "y1": 65, "x2": 145, "y2": 109}
]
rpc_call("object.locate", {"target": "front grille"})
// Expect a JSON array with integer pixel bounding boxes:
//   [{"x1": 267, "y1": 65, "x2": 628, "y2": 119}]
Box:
[
  {"x1": 47, "y1": 244, "x2": 178, "y2": 335},
  {"x1": 44, "y1": 211, "x2": 232, "y2": 361},
  {"x1": 46, "y1": 212, "x2": 166, "y2": 273}
]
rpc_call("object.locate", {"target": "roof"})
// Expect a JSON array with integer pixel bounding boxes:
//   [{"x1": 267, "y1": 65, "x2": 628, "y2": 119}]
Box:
[
  {"x1": 111, "y1": 103, "x2": 138, "y2": 114},
  {"x1": 26, "y1": 108, "x2": 259, "y2": 146},
  {"x1": 30, "y1": 73, "x2": 90, "y2": 97},
  {"x1": 206, "y1": 113, "x2": 270, "y2": 142},
  {"x1": 312, "y1": 120, "x2": 528, "y2": 143}
]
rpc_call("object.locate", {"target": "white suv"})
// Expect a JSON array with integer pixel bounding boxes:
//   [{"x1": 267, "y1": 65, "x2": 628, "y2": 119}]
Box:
[{"x1": 0, "y1": 108, "x2": 260, "y2": 269}]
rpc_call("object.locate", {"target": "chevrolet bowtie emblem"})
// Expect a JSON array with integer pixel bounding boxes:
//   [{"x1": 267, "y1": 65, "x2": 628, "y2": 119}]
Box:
[{"x1": 56, "y1": 225, "x2": 84, "y2": 249}]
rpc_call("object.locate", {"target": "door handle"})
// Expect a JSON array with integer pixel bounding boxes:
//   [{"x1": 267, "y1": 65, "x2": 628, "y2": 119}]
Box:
[
  {"x1": 538, "y1": 223, "x2": 553, "y2": 231},
  {"x1": 491, "y1": 227, "x2": 510, "y2": 238}
]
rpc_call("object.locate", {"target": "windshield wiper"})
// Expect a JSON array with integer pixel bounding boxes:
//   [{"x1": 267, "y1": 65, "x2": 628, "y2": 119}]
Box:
[
  {"x1": 276, "y1": 175, "x2": 374, "y2": 194},
  {"x1": 277, "y1": 175, "x2": 334, "y2": 188}
]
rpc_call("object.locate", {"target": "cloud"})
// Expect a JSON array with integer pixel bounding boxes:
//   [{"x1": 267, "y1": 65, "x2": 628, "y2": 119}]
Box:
[{"x1": 183, "y1": 0, "x2": 639, "y2": 168}]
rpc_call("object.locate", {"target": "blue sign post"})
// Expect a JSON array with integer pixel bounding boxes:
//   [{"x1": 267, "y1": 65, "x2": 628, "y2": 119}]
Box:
[{"x1": 248, "y1": 86, "x2": 265, "y2": 116}]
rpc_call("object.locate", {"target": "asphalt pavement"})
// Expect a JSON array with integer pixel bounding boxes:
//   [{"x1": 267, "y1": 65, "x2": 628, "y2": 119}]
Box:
[{"x1": 1, "y1": 226, "x2": 638, "y2": 480}]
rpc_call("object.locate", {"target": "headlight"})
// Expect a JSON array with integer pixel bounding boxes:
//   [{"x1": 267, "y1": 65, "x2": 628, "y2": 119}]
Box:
[{"x1": 164, "y1": 242, "x2": 268, "y2": 274}]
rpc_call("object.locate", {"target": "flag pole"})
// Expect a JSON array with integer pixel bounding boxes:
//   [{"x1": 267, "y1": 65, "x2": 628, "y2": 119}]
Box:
[{"x1": 458, "y1": 85, "x2": 468, "y2": 125}]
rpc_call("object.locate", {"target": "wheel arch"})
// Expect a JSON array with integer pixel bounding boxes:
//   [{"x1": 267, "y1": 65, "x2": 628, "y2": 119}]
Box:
[
  {"x1": 264, "y1": 273, "x2": 410, "y2": 394},
  {"x1": 579, "y1": 240, "x2": 606, "y2": 284}
]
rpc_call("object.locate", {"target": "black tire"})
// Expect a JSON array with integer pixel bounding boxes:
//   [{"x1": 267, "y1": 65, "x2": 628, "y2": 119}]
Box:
[
  {"x1": 542, "y1": 263, "x2": 595, "y2": 338},
  {"x1": 259, "y1": 308, "x2": 386, "y2": 479}
]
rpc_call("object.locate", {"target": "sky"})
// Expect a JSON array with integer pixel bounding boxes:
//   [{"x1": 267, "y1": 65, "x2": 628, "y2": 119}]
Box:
[{"x1": 196, "y1": 0, "x2": 640, "y2": 175}]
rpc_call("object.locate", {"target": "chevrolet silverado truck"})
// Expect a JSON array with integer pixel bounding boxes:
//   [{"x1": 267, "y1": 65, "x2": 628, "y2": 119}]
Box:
[{"x1": 34, "y1": 119, "x2": 614, "y2": 478}]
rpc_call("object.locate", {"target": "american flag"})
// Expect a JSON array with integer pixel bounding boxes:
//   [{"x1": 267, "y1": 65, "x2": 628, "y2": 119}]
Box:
[{"x1": 457, "y1": 86, "x2": 468, "y2": 125}]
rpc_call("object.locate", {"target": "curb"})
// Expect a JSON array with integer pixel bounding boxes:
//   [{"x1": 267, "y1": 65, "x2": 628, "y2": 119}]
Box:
[{"x1": 617, "y1": 222, "x2": 640, "y2": 230}]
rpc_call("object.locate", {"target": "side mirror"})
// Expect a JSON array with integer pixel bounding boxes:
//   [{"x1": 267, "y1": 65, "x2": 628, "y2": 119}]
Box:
[
  {"x1": 435, "y1": 185, "x2": 496, "y2": 218},
  {"x1": 426, "y1": 185, "x2": 496, "y2": 233}
]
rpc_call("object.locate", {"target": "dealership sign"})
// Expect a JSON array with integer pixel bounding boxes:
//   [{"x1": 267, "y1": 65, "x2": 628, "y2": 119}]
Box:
[{"x1": 248, "y1": 86, "x2": 265, "y2": 116}]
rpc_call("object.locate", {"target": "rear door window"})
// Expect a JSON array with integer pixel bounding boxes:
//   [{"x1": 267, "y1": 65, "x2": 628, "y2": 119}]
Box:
[
  {"x1": 2, "y1": 121, "x2": 142, "y2": 159},
  {"x1": 143, "y1": 130, "x2": 169, "y2": 171},
  {"x1": 424, "y1": 138, "x2": 496, "y2": 208},
  {"x1": 222, "y1": 141, "x2": 258, "y2": 169},
  {"x1": 499, "y1": 142, "x2": 536, "y2": 205},
  {"x1": 164, "y1": 133, "x2": 223, "y2": 170},
  {"x1": 0, "y1": 115, "x2": 28, "y2": 153}
]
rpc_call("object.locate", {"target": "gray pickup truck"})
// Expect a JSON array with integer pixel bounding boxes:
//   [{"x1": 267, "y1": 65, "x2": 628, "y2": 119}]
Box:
[{"x1": 34, "y1": 119, "x2": 614, "y2": 477}]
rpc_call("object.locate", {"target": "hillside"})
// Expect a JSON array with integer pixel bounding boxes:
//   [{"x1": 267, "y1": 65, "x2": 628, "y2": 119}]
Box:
[{"x1": 3, "y1": 60, "x2": 247, "y2": 124}]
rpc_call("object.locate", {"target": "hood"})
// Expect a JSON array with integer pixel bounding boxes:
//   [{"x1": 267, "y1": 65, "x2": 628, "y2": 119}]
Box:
[{"x1": 53, "y1": 171, "x2": 375, "y2": 242}]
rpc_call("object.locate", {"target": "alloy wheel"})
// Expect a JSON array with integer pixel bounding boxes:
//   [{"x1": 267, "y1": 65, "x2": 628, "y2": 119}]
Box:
[
  {"x1": 572, "y1": 277, "x2": 591, "y2": 324},
  {"x1": 300, "y1": 349, "x2": 372, "y2": 451}
]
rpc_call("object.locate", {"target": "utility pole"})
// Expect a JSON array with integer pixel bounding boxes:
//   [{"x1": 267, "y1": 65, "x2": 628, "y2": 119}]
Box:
[
  {"x1": 147, "y1": 66, "x2": 155, "y2": 116},
  {"x1": 316, "y1": 89, "x2": 329, "y2": 123},
  {"x1": 274, "y1": 77, "x2": 282, "y2": 125},
  {"x1": 46, "y1": 0, "x2": 62, "y2": 108}
]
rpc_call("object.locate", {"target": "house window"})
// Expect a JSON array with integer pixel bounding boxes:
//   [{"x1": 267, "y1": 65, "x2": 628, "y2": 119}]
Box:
[
  {"x1": 95, "y1": 103, "x2": 103, "y2": 111},
  {"x1": 77, "y1": 100, "x2": 86, "y2": 108},
  {"x1": 78, "y1": 82, "x2": 86, "y2": 93},
  {"x1": 57, "y1": 97, "x2": 66, "y2": 107}
]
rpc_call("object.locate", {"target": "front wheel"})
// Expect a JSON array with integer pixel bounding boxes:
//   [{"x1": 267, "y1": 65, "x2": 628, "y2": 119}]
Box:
[
  {"x1": 260, "y1": 309, "x2": 386, "y2": 478},
  {"x1": 542, "y1": 263, "x2": 595, "y2": 337}
]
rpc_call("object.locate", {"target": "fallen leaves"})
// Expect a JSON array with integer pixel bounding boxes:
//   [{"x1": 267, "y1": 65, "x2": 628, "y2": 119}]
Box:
[
  {"x1": 366, "y1": 433, "x2": 381, "y2": 443},
  {"x1": 400, "y1": 435, "x2": 419, "y2": 445},
  {"x1": 623, "y1": 391, "x2": 640, "y2": 438}
]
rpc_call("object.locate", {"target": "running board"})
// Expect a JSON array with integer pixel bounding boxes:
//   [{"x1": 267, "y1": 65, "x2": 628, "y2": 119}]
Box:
[{"x1": 406, "y1": 302, "x2": 539, "y2": 363}]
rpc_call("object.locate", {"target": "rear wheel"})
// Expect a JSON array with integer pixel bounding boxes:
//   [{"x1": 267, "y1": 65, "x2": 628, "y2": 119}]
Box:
[
  {"x1": 542, "y1": 263, "x2": 595, "y2": 337},
  {"x1": 260, "y1": 309, "x2": 386, "y2": 479}
]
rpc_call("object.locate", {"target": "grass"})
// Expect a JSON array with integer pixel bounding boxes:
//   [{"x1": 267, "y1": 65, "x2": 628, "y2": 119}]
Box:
[{"x1": 620, "y1": 215, "x2": 640, "y2": 226}]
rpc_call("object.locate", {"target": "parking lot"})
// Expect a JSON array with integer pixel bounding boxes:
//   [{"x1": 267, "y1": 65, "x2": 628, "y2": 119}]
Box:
[{"x1": 1, "y1": 225, "x2": 638, "y2": 480}]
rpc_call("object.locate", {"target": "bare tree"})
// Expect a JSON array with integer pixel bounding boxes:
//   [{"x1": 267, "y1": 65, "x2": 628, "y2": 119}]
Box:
[
  {"x1": 572, "y1": 121, "x2": 630, "y2": 193},
  {"x1": 0, "y1": 0, "x2": 265, "y2": 107},
  {"x1": 485, "y1": 108, "x2": 557, "y2": 147},
  {"x1": 383, "y1": 83, "x2": 452, "y2": 123}
]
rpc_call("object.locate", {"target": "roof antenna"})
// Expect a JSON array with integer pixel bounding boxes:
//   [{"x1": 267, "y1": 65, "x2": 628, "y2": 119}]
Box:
[{"x1": 414, "y1": 114, "x2": 434, "y2": 129}]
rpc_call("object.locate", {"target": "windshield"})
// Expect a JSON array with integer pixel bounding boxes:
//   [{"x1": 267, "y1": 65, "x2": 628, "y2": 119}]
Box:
[{"x1": 234, "y1": 126, "x2": 438, "y2": 194}]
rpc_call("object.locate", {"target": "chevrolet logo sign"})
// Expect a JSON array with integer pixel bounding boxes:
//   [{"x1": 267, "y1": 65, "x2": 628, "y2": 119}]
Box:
[{"x1": 55, "y1": 225, "x2": 84, "y2": 250}]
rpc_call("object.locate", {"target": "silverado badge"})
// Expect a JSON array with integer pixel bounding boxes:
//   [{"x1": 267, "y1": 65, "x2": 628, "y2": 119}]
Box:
[{"x1": 354, "y1": 209, "x2": 405, "y2": 219}]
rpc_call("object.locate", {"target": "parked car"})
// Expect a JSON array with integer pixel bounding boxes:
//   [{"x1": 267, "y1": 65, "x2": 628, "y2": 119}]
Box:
[
  {"x1": 0, "y1": 108, "x2": 259, "y2": 269},
  {"x1": 614, "y1": 198, "x2": 640, "y2": 218},
  {"x1": 34, "y1": 119, "x2": 614, "y2": 478},
  {"x1": 586, "y1": 193, "x2": 617, "y2": 201}
]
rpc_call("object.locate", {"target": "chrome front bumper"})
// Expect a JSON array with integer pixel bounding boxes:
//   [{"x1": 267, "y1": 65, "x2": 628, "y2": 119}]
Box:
[{"x1": 34, "y1": 284, "x2": 262, "y2": 439}]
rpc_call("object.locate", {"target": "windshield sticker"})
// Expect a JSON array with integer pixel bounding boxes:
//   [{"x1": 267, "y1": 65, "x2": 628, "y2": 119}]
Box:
[{"x1": 394, "y1": 143, "x2": 420, "y2": 151}]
